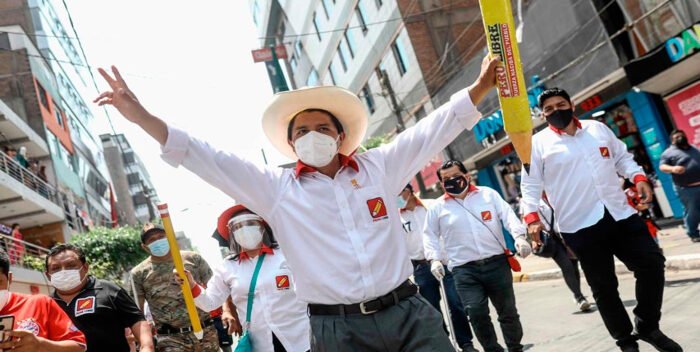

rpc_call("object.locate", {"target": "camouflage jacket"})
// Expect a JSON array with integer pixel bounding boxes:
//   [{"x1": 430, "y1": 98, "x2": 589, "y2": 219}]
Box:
[{"x1": 130, "y1": 251, "x2": 213, "y2": 329}]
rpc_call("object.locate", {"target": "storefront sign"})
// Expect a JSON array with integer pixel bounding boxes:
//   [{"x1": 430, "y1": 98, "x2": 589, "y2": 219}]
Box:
[
  {"x1": 579, "y1": 95, "x2": 603, "y2": 112},
  {"x1": 665, "y1": 80, "x2": 700, "y2": 147},
  {"x1": 665, "y1": 23, "x2": 700, "y2": 63}
]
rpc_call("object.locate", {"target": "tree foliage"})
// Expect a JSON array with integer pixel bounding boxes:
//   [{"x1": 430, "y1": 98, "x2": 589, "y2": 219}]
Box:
[
  {"x1": 361, "y1": 134, "x2": 392, "y2": 151},
  {"x1": 68, "y1": 226, "x2": 148, "y2": 282}
]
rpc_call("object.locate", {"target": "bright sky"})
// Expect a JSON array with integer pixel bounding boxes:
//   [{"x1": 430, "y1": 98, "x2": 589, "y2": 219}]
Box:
[{"x1": 68, "y1": 0, "x2": 290, "y2": 266}]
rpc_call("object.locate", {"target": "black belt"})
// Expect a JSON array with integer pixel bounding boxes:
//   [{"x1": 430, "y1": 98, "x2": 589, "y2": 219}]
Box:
[
  {"x1": 156, "y1": 318, "x2": 214, "y2": 335},
  {"x1": 411, "y1": 259, "x2": 429, "y2": 267},
  {"x1": 308, "y1": 280, "x2": 417, "y2": 316},
  {"x1": 460, "y1": 254, "x2": 507, "y2": 267}
]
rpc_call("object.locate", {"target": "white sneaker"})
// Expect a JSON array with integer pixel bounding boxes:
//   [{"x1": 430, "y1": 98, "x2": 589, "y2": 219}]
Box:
[{"x1": 577, "y1": 297, "x2": 591, "y2": 312}]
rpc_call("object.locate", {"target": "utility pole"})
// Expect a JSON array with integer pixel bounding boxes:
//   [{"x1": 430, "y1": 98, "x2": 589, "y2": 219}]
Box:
[{"x1": 379, "y1": 69, "x2": 428, "y2": 196}]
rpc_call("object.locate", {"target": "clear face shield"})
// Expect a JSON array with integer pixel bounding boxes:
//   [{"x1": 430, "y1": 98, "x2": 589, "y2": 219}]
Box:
[{"x1": 227, "y1": 214, "x2": 266, "y2": 254}]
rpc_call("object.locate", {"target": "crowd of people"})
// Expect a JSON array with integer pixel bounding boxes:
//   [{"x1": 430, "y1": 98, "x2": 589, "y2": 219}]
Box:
[{"x1": 0, "y1": 53, "x2": 695, "y2": 352}]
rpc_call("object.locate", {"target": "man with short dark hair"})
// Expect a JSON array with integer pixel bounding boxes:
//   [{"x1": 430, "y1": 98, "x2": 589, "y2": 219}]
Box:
[
  {"x1": 425, "y1": 160, "x2": 531, "y2": 352},
  {"x1": 130, "y1": 225, "x2": 219, "y2": 351},
  {"x1": 659, "y1": 129, "x2": 700, "y2": 242},
  {"x1": 46, "y1": 244, "x2": 154, "y2": 352},
  {"x1": 398, "y1": 183, "x2": 478, "y2": 352},
  {"x1": 521, "y1": 87, "x2": 681, "y2": 352},
  {"x1": 0, "y1": 249, "x2": 86, "y2": 352}
]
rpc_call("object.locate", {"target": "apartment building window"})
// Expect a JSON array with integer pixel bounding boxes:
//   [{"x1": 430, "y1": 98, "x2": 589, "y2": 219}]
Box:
[
  {"x1": 252, "y1": 1, "x2": 261, "y2": 26},
  {"x1": 313, "y1": 12, "x2": 322, "y2": 41},
  {"x1": 54, "y1": 106, "x2": 65, "y2": 128},
  {"x1": 295, "y1": 41, "x2": 303, "y2": 57},
  {"x1": 290, "y1": 55, "x2": 298, "y2": 71},
  {"x1": 321, "y1": 0, "x2": 333, "y2": 19},
  {"x1": 355, "y1": 1, "x2": 368, "y2": 34},
  {"x1": 361, "y1": 84, "x2": 375, "y2": 114},
  {"x1": 307, "y1": 69, "x2": 319, "y2": 86},
  {"x1": 328, "y1": 63, "x2": 337, "y2": 85},
  {"x1": 337, "y1": 46, "x2": 348, "y2": 72},
  {"x1": 344, "y1": 27, "x2": 356, "y2": 58},
  {"x1": 391, "y1": 39, "x2": 409, "y2": 75},
  {"x1": 127, "y1": 173, "x2": 140, "y2": 186},
  {"x1": 37, "y1": 83, "x2": 50, "y2": 111}
]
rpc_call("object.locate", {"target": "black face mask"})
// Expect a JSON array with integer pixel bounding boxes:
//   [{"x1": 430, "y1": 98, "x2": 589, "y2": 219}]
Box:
[
  {"x1": 545, "y1": 108, "x2": 574, "y2": 130},
  {"x1": 674, "y1": 136, "x2": 689, "y2": 148},
  {"x1": 443, "y1": 176, "x2": 469, "y2": 195}
]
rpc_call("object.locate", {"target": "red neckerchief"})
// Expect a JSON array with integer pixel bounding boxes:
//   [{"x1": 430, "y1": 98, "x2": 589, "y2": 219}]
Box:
[
  {"x1": 549, "y1": 118, "x2": 582, "y2": 134},
  {"x1": 400, "y1": 198, "x2": 425, "y2": 212},
  {"x1": 238, "y1": 245, "x2": 274, "y2": 262},
  {"x1": 443, "y1": 184, "x2": 478, "y2": 200},
  {"x1": 294, "y1": 154, "x2": 359, "y2": 178}
]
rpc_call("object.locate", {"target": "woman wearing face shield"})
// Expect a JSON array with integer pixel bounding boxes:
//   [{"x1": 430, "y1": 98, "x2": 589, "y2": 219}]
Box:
[{"x1": 176, "y1": 205, "x2": 309, "y2": 352}]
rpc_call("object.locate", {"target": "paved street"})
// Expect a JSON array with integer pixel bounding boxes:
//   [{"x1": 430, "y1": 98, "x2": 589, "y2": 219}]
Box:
[{"x1": 477, "y1": 269, "x2": 700, "y2": 352}]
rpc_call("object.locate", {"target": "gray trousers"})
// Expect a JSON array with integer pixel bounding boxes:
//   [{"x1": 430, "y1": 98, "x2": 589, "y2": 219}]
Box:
[{"x1": 309, "y1": 295, "x2": 454, "y2": 352}]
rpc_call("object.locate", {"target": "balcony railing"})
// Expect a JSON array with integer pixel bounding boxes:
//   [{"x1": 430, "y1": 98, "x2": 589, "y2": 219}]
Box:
[
  {"x1": 0, "y1": 233, "x2": 50, "y2": 270},
  {"x1": 0, "y1": 151, "x2": 60, "y2": 206}
]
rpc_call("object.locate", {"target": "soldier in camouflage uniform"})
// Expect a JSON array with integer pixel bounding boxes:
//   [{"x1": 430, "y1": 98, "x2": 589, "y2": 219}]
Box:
[{"x1": 130, "y1": 225, "x2": 220, "y2": 352}]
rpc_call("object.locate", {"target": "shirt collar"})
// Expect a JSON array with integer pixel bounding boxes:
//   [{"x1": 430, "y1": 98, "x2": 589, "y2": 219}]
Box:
[
  {"x1": 294, "y1": 154, "x2": 360, "y2": 178},
  {"x1": 444, "y1": 184, "x2": 479, "y2": 200},
  {"x1": 548, "y1": 117, "x2": 582, "y2": 135},
  {"x1": 238, "y1": 245, "x2": 274, "y2": 262},
  {"x1": 400, "y1": 198, "x2": 425, "y2": 212}
]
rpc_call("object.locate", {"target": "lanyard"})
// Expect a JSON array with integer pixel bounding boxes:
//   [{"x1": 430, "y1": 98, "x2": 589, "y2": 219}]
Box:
[{"x1": 245, "y1": 253, "x2": 266, "y2": 328}]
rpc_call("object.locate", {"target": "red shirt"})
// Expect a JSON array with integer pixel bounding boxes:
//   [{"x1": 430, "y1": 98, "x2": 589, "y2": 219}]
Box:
[{"x1": 1, "y1": 292, "x2": 86, "y2": 351}]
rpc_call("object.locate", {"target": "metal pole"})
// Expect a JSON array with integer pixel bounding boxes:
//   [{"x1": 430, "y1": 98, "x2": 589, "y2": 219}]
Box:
[
  {"x1": 379, "y1": 69, "x2": 428, "y2": 195},
  {"x1": 439, "y1": 277, "x2": 460, "y2": 351}
]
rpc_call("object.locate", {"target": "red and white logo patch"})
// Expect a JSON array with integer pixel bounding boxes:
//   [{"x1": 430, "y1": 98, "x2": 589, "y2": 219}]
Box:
[
  {"x1": 599, "y1": 147, "x2": 610, "y2": 158},
  {"x1": 481, "y1": 211, "x2": 493, "y2": 222},
  {"x1": 75, "y1": 296, "x2": 96, "y2": 317},
  {"x1": 16, "y1": 318, "x2": 40, "y2": 336},
  {"x1": 276, "y1": 275, "x2": 290, "y2": 290},
  {"x1": 366, "y1": 197, "x2": 388, "y2": 221}
]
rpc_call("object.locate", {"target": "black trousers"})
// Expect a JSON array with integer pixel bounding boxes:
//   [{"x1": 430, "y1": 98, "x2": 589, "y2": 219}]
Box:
[{"x1": 561, "y1": 210, "x2": 665, "y2": 347}]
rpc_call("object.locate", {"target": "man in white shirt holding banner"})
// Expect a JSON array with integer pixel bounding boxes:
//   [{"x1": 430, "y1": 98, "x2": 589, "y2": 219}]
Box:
[
  {"x1": 520, "y1": 88, "x2": 682, "y2": 352},
  {"x1": 95, "y1": 56, "x2": 499, "y2": 351}
]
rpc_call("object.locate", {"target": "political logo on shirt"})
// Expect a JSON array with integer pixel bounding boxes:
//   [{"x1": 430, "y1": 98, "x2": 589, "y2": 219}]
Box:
[
  {"x1": 481, "y1": 211, "x2": 493, "y2": 222},
  {"x1": 276, "y1": 275, "x2": 290, "y2": 290},
  {"x1": 75, "y1": 296, "x2": 96, "y2": 317},
  {"x1": 599, "y1": 147, "x2": 611, "y2": 158},
  {"x1": 16, "y1": 318, "x2": 40, "y2": 336},
  {"x1": 366, "y1": 197, "x2": 388, "y2": 221}
]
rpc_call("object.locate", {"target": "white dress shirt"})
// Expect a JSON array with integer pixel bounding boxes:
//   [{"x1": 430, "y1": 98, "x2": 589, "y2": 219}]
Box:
[
  {"x1": 400, "y1": 203, "x2": 429, "y2": 261},
  {"x1": 423, "y1": 186, "x2": 526, "y2": 271},
  {"x1": 160, "y1": 88, "x2": 481, "y2": 304},
  {"x1": 520, "y1": 120, "x2": 646, "y2": 233},
  {"x1": 192, "y1": 251, "x2": 309, "y2": 352}
]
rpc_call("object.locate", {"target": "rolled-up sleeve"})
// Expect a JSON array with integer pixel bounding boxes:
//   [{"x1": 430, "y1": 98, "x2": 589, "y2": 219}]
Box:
[
  {"x1": 378, "y1": 88, "x2": 481, "y2": 196},
  {"x1": 160, "y1": 125, "x2": 283, "y2": 217}
]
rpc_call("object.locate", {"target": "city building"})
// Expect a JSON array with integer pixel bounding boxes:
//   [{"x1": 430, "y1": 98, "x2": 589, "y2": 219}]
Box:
[
  {"x1": 101, "y1": 133, "x2": 160, "y2": 225},
  {"x1": 0, "y1": 0, "x2": 115, "y2": 247},
  {"x1": 252, "y1": 0, "x2": 699, "y2": 221}
]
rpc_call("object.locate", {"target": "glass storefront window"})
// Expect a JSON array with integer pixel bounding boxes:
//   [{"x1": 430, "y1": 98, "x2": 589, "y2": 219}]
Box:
[{"x1": 617, "y1": 0, "x2": 687, "y2": 51}]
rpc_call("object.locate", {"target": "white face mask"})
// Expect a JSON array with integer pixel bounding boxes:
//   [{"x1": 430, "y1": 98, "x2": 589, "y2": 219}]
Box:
[
  {"x1": 50, "y1": 269, "x2": 84, "y2": 292},
  {"x1": 233, "y1": 225, "x2": 263, "y2": 250},
  {"x1": 294, "y1": 131, "x2": 339, "y2": 167},
  {"x1": 0, "y1": 290, "x2": 8, "y2": 311}
]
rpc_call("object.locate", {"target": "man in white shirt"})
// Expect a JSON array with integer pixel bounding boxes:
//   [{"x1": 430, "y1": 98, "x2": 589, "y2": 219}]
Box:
[
  {"x1": 398, "y1": 184, "x2": 477, "y2": 352},
  {"x1": 424, "y1": 160, "x2": 532, "y2": 352},
  {"x1": 95, "y1": 57, "x2": 498, "y2": 351},
  {"x1": 520, "y1": 88, "x2": 681, "y2": 352}
]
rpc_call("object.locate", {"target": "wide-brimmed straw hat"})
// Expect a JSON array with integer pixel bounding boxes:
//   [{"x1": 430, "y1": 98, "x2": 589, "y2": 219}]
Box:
[{"x1": 262, "y1": 86, "x2": 369, "y2": 160}]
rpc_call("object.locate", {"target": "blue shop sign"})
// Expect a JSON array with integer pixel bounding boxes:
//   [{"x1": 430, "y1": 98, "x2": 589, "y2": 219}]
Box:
[{"x1": 474, "y1": 76, "x2": 545, "y2": 143}]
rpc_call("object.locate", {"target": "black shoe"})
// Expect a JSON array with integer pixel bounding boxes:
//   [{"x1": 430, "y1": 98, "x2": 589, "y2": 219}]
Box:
[
  {"x1": 637, "y1": 330, "x2": 683, "y2": 352},
  {"x1": 620, "y1": 345, "x2": 640, "y2": 352},
  {"x1": 461, "y1": 344, "x2": 479, "y2": 352},
  {"x1": 691, "y1": 237, "x2": 700, "y2": 243}
]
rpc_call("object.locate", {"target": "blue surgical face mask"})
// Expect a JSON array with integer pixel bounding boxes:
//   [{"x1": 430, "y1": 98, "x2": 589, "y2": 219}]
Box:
[
  {"x1": 148, "y1": 238, "x2": 170, "y2": 257},
  {"x1": 397, "y1": 196, "x2": 407, "y2": 209}
]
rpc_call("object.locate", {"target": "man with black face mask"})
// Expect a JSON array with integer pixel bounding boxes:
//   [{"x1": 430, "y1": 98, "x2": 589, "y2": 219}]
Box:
[
  {"x1": 521, "y1": 88, "x2": 681, "y2": 352},
  {"x1": 424, "y1": 160, "x2": 531, "y2": 352},
  {"x1": 660, "y1": 129, "x2": 700, "y2": 242}
]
